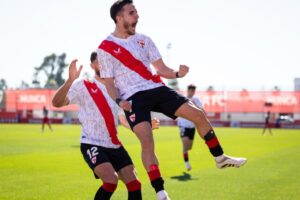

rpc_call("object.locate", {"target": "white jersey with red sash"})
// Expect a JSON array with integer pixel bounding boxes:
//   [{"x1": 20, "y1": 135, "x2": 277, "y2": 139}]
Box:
[
  {"x1": 97, "y1": 33, "x2": 164, "y2": 99},
  {"x1": 67, "y1": 79, "x2": 121, "y2": 148}
]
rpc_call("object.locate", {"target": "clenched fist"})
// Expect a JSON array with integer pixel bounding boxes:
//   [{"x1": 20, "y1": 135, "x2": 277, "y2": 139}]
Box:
[{"x1": 178, "y1": 65, "x2": 189, "y2": 78}]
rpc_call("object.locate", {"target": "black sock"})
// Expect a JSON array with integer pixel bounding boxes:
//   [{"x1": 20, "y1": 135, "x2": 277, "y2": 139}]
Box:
[
  {"x1": 128, "y1": 190, "x2": 142, "y2": 200},
  {"x1": 204, "y1": 129, "x2": 224, "y2": 157},
  {"x1": 151, "y1": 177, "x2": 165, "y2": 193},
  {"x1": 94, "y1": 187, "x2": 114, "y2": 200}
]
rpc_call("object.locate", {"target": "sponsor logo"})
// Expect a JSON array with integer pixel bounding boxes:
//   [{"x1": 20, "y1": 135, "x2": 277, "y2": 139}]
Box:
[
  {"x1": 114, "y1": 48, "x2": 121, "y2": 54},
  {"x1": 91, "y1": 88, "x2": 98, "y2": 94},
  {"x1": 19, "y1": 94, "x2": 47, "y2": 103},
  {"x1": 137, "y1": 40, "x2": 145, "y2": 48},
  {"x1": 129, "y1": 113, "x2": 136, "y2": 122}
]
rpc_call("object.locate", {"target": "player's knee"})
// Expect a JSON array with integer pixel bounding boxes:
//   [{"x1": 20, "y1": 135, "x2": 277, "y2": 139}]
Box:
[
  {"x1": 192, "y1": 109, "x2": 206, "y2": 125},
  {"x1": 105, "y1": 173, "x2": 118, "y2": 184}
]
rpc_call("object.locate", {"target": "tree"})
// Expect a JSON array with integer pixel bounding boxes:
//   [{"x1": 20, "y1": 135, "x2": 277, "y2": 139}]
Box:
[{"x1": 33, "y1": 53, "x2": 68, "y2": 89}]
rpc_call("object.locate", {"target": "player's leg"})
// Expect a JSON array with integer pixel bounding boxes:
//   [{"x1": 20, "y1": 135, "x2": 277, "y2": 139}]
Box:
[
  {"x1": 133, "y1": 122, "x2": 169, "y2": 200},
  {"x1": 125, "y1": 91, "x2": 169, "y2": 200},
  {"x1": 268, "y1": 124, "x2": 273, "y2": 135},
  {"x1": 81, "y1": 144, "x2": 118, "y2": 200},
  {"x1": 262, "y1": 124, "x2": 267, "y2": 135},
  {"x1": 175, "y1": 101, "x2": 247, "y2": 169},
  {"x1": 110, "y1": 146, "x2": 142, "y2": 200},
  {"x1": 118, "y1": 165, "x2": 142, "y2": 200},
  {"x1": 181, "y1": 137, "x2": 192, "y2": 170},
  {"x1": 94, "y1": 163, "x2": 119, "y2": 200},
  {"x1": 41, "y1": 120, "x2": 45, "y2": 133},
  {"x1": 47, "y1": 122, "x2": 53, "y2": 132}
]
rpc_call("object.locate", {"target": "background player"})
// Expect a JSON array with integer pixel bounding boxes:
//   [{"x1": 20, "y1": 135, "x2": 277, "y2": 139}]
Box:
[
  {"x1": 41, "y1": 106, "x2": 53, "y2": 133},
  {"x1": 97, "y1": 1, "x2": 247, "y2": 199},
  {"x1": 262, "y1": 111, "x2": 273, "y2": 135},
  {"x1": 51, "y1": 53, "x2": 150, "y2": 200},
  {"x1": 177, "y1": 84, "x2": 203, "y2": 171}
]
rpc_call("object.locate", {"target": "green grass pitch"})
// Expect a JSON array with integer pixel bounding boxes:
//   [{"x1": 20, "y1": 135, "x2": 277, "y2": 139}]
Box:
[{"x1": 0, "y1": 124, "x2": 300, "y2": 200}]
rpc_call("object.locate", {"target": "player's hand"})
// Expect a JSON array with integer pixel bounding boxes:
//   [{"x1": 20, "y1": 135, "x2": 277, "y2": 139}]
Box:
[
  {"x1": 68, "y1": 59, "x2": 83, "y2": 82},
  {"x1": 178, "y1": 65, "x2": 189, "y2": 78},
  {"x1": 119, "y1": 100, "x2": 132, "y2": 112},
  {"x1": 151, "y1": 118, "x2": 160, "y2": 130}
]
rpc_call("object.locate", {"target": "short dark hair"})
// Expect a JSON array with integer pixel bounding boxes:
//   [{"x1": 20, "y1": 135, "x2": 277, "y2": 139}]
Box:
[
  {"x1": 187, "y1": 84, "x2": 196, "y2": 90},
  {"x1": 90, "y1": 52, "x2": 97, "y2": 63},
  {"x1": 110, "y1": 0, "x2": 133, "y2": 23}
]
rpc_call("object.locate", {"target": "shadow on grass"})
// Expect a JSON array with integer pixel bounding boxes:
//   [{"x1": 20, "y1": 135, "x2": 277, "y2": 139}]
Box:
[{"x1": 170, "y1": 172, "x2": 198, "y2": 182}]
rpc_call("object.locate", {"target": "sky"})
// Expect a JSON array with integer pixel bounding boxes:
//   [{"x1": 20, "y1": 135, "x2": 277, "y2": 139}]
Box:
[{"x1": 0, "y1": 0, "x2": 299, "y2": 91}]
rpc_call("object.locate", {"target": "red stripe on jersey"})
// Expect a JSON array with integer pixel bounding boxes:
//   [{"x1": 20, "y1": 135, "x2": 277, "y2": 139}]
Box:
[
  {"x1": 205, "y1": 137, "x2": 219, "y2": 148},
  {"x1": 99, "y1": 40, "x2": 164, "y2": 84},
  {"x1": 84, "y1": 80, "x2": 121, "y2": 145}
]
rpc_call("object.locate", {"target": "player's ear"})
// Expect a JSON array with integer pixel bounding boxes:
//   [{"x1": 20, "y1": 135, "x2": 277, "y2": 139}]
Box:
[{"x1": 116, "y1": 13, "x2": 123, "y2": 24}]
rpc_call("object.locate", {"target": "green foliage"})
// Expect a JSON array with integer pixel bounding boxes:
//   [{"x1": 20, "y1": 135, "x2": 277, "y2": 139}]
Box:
[{"x1": 33, "y1": 53, "x2": 68, "y2": 89}]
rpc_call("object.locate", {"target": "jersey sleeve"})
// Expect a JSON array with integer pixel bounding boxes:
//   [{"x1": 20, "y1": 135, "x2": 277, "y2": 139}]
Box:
[
  {"x1": 67, "y1": 81, "x2": 82, "y2": 105},
  {"x1": 145, "y1": 36, "x2": 162, "y2": 63},
  {"x1": 97, "y1": 48, "x2": 115, "y2": 78}
]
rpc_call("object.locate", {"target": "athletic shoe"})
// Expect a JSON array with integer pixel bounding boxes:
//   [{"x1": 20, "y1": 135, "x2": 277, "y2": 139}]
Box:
[
  {"x1": 185, "y1": 162, "x2": 192, "y2": 171},
  {"x1": 157, "y1": 190, "x2": 171, "y2": 200},
  {"x1": 215, "y1": 154, "x2": 247, "y2": 169}
]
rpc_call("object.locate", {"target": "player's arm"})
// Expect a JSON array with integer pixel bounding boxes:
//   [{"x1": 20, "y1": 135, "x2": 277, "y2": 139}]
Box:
[
  {"x1": 118, "y1": 114, "x2": 131, "y2": 129},
  {"x1": 103, "y1": 78, "x2": 131, "y2": 111},
  {"x1": 52, "y1": 60, "x2": 82, "y2": 107},
  {"x1": 152, "y1": 58, "x2": 189, "y2": 79}
]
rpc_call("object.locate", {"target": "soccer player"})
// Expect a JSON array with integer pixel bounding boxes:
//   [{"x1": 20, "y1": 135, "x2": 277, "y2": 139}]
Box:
[
  {"x1": 262, "y1": 111, "x2": 273, "y2": 135},
  {"x1": 41, "y1": 106, "x2": 53, "y2": 132},
  {"x1": 97, "y1": 1, "x2": 247, "y2": 199},
  {"x1": 51, "y1": 52, "x2": 151, "y2": 200},
  {"x1": 177, "y1": 84, "x2": 203, "y2": 171}
]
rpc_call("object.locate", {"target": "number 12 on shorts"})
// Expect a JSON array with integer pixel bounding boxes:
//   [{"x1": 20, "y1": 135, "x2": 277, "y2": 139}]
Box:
[{"x1": 87, "y1": 146, "x2": 99, "y2": 164}]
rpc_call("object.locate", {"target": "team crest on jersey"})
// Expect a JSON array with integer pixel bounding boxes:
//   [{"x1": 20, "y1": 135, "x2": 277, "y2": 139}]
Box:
[
  {"x1": 137, "y1": 40, "x2": 145, "y2": 48},
  {"x1": 91, "y1": 156, "x2": 97, "y2": 164},
  {"x1": 129, "y1": 113, "x2": 136, "y2": 122}
]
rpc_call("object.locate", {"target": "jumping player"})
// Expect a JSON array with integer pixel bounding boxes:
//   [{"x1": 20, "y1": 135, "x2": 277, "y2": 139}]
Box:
[
  {"x1": 41, "y1": 106, "x2": 53, "y2": 132},
  {"x1": 97, "y1": 1, "x2": 247, "y2": 199},
  {"x1": 177, "y1": 84, "x2": 203, "y2": 171},
  {"x1": 262, "y1": 111, "x2": 273, "y2": 135},
  {"x1": 52, "y1": 52, "x2": 152, "y2": 200}
]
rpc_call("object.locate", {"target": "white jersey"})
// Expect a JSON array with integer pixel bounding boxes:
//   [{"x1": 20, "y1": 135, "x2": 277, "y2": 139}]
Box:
[
  {"x1": 67, "y1": 79, "x2": 121, "y2": 149},
  {"x1": 177, "y1": 97, "x2": 203, "y2": 128},
  {"x1": 97, "y1": 33, "x2": 164, "y2": 99}
]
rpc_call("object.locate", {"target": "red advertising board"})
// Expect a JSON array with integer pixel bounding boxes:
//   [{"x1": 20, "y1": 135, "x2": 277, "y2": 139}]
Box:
[
  {"x1": 4, "y1": 89, "x2": 300, "y2": 113},
  {"x1": 5, "y1": 89, "x2": 78, "y2": 111}
]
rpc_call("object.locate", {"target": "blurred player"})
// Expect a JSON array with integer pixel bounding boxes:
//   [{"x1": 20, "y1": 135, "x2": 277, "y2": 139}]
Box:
[
  {"x1": 41, "y1": 106, "x2": 53, "y2": 132},
  {"x1": 262, "y1": 111, "x2": 273, "y2": 135},
  {"x1": 177, "y1": 84, "x2": 203, "y2": 171},
  {"x1": 97, "y1": 1, "x2": 247, "y2": 199},
  {"x1": 52, "y1": 52, "x2": 160, "y2": 200}
]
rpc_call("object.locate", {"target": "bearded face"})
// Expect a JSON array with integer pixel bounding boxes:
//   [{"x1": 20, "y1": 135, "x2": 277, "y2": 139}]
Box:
[{"x1": 119, "y1": 4, "x2": 139, "y2": 35}]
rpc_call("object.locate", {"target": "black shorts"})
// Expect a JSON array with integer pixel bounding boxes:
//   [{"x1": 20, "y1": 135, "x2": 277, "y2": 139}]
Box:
[
  {"x1": 80, "y1": 143, "x2": 133, "y2": 179},
  {"x1": 179, "y1": 127, "x2": 196, "y2": 140},
  {"x1": 125, "y1": 86, "x2": 188, "y2": 129}
]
